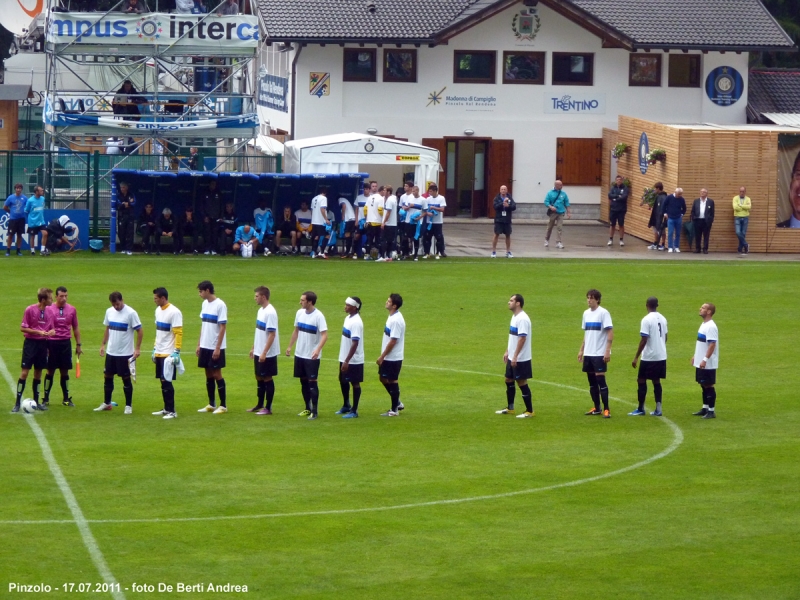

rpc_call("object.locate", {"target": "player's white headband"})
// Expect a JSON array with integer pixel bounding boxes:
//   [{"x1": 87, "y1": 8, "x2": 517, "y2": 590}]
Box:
[{"x1": 346, "y1": 297, "x2": 360, "y2": 308}]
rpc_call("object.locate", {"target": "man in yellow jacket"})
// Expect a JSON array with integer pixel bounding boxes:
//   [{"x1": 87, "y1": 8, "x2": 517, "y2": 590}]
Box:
[{"x1": 733, "y1": 186, "x2": 751, "y2": 254}]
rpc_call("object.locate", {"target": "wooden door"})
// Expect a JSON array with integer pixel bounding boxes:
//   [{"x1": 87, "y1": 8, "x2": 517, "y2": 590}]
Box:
[{"x1": 487, "y1": 139, "x2": 514, "y2": 218}]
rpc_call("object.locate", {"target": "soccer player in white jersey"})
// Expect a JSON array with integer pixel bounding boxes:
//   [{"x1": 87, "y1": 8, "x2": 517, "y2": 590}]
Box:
[
  {"x1": 377, "y1": 293, "x2": 405, "y2": 416},
  {"x1": 496, "y1": 294, "x2": 534, "y2": 418},
  {"x1": 364, "y1": 182, "x2": 384, "y2": 259},
  {"x1": 249, "y1": 286, "x2": 279, "y2": 415},
  {"x1": 196, "y1": 280, "x2": 228, "y2": 414},
  {"x1": 151, "y1": 287, "x2": 183, "y2": 420},
  {"x1": 578, "y1": 288, "x2": 614, "y2": 418},
  {"x1": 377, "y1": 187, "x2": 397, "y2": 262},
  {"x1": 398, "y1": 181, "x2": 413, "y2": 257},
  {"x1": 337, "y1": 296, "x2": 364, "y2": 418},
  {"x1": 423, "y1": 184, "x2": 447, "y2": 259},
  {"x1": 286, "y1": 291, "x2": 328, "y2": 420},
  {"x1": 339, "y1": 195, "x2": 356, "y2": 258},
  {"x1": 630, "y1": 297, "x2": 668, "y2": 416},
  {"x1": 692, "y1": 302, "x2": 719, "y2": 419},
  {"x1": 310, "y1": 187, "x2": 331, "y2": 259},
  {"x1": 404, "y1": 186, "x2": 427, "y2": 261},
  {"x1": 95, "y1": 291, "x2": 142, "y2": 413}
]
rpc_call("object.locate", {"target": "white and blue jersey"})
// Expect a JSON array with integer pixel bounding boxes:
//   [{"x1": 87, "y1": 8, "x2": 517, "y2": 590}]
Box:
[
  {"x1": 339, "y1": 313, "x2": 364, "y2": 364},
  {"x1": 427, "y1": 195, "x2": 446, "y2": 224},
  {"x1": 381, "y1": 311, "x2": 405, "y2": 361},
  {"x1": 508, "y1": 310, "x2": 532, "y2": 361},
  {"x1": 694, "y1": 319, "x2": 719, "y2": 369},
  {"x1": 104, "y1": 304, "x2": 142, "y2": 356},
  {"x1": 404, "y1": 196, "x2": 427, "y2": 224},
  {"x1": 199, "y1": 298, "x2": 227, "y2": 350},
  {"x1": 254, "y1": 304, "x2": 279, "y2": 358},
  {"x1": 25, "y1": 196, "x2": 47, "y2": 228},
  {"x1": 582, "y1": 306, "x2": 613, "y2": 357},
  {"x1": 640, "y1": 311, "x2": 668, "y2": 362},
  {"x1": 294, "y1": 308, "x2": 328, "y2": 359}
]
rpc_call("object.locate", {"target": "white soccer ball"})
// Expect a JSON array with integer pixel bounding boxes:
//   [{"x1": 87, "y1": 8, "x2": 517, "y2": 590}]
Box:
[{"x1": 21, "y1": 398, "x2": 37, "y2": 414}]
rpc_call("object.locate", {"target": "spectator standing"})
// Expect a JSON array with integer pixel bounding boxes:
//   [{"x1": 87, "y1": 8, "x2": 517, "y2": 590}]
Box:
[
  {"x1": 543, "y1": 180, "x2": 571, "y2": 249},
  {"x1": 733, "y1": 186, "x2": 751, "y2": 254},
  {"x1": 218, "y1": 0, "x2": 238, "y2": 15},
  {"x1": 116, "y1": 181, "x2": 136, "y2": 255},
  {"x1": 691, "y1": 188, "x2": 715, "y2": 254},
  {"x1": 201, "y1": 179, "x2": 222, "y2": 255},
  {"x1": 4, "y1": 183, "x2": 27, "y2": 257},
  {"x1": 310, "y1": 187, "x2": 330, "y2": 259},
  {"x1": 662, "y1": 188, "x2": 686, "y2": 253},
  {"x1": 647, "y1": 182, "x2": 668, "y2": 251},
  {"x1": 607, "y1": 175, "x2": 629, "y2": 246},
  {"x1": 177, "y1": 206, "x2": 199, "y2": 254},
  {"x1": 24, "y1": 186, "x2": 47, "y2": 256},
  {"x1": 338, "y1": 195, "x2": 356, "y2": 258},
  {"x1": 491, "y1": 185, "x2": 516, "y2": 258},
  {"x1": 187, "y1": 147, "x2": 199, "y2": 171}
]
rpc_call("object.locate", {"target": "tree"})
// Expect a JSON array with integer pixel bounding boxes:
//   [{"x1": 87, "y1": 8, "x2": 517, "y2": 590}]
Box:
[{"x1": 757, "y1": 0, "x2": 800, "y2": 67}]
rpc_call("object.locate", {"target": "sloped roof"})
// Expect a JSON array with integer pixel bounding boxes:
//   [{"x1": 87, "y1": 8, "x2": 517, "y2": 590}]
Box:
[
  {"x1": 256, "y1": 0, "x2": 797, "y2": 50},
  {"x1": 747, "y1": 69, "x2": 800, "y2": 123},
  {"x1": 0, "y1": 85, "x2": 33, "y2": 101},
  {"x1": 570, "y1": 0, "x2": 795, "y2": 50}
]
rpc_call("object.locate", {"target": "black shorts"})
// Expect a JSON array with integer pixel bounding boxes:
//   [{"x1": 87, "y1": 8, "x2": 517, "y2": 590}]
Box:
[
  {"x1": 695, "y1": 368, "x2": 716, "y2": 386},
  {"x1": 197, "y1": 348, "x2": 226, "y2": 369},
  {"x1": 582, "y1": 355, "x2": 607, "y2": 373},
  {"x1": 154, "y1": 356, "x2": 177, "y2": 381},
  {"x1": 27, "y1": 225, "x2": 45, "y2": 235},
  {"x1": 343, "y1": 220, "x2": 356, "y2": 235},
  {"x1": 21, "y1": 338, "x2": 48, "y2": 370},
  {"x1": 638, "y1": 360, "x2": 667, "y2": 380},
  {"x1": 339, "y1": 362, "x2": 364, "y2": 384},
  {"x1": 254, "y1": 355, "x2": 278, "y2": 378},
  {"x1": 609, "y1": 211, "x2": 626, "y2": 228},
  {"x1": 494, "y1": 222, "x2": 512, "y2": 236},
  {"x1": 404, "y1": 222, "x2": 417, "y2": 238},
  {"x1": 278, "y1": 222, "x2": 295, "y2": 237},
  {"x1": 379, "y1": 359, "x2": 402, "y2": 381},
  {"x1": 47, "y1": 339, "x2": 73, "y2": 371},
  {"x1": 104, "y1": 354, "x2": 132, "y2": 377},
  {"x1": 7, "y1": 218, "x2": 26, "y2": 236},
  {"x1": 505, "y1": 359, "x2": 532, "y2": 381},
  {"x1": 294, "y1": 356, "x2": 320, "y2": 379},
  {"x1": 311, "y1": 224, "x2": 327, "y2": 240}
]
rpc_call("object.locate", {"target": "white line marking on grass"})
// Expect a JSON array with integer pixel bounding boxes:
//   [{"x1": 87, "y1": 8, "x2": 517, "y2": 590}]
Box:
[
  {"x1": 0, "y1": 362, "x2": 682, "y2": 527},
  {"x1": 0, "y1": 354, "x2": 126, "y2": 600}
]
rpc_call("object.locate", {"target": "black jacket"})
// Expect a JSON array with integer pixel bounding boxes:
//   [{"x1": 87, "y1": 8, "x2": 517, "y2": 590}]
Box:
[
  {"x1": 691, "y1": 198, "x2": 715, "y2": 224},
  {"x1": 492, "y1": 194, "x2": 516, "y2": 223},
  {"x1": 648, "y1": 192, "x2": 668, "y2": 229},
  {"x1": 608, "y1": 184, "x2": 629, "y2": 213},
  {"x1": 139, "y1": 208, "x2": 157, "y2": 228},
  {"x1": 117, "y1": 191, "x2": 136, "y2": 218}
]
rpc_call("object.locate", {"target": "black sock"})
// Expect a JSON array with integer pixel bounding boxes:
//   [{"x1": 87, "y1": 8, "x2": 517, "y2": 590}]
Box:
[
  {"x1": 597, "y1": 375, "x2": 609, "y2": 410},
  {"x1": 122, "y1": 378, "x2": 133, "y2": 407},
  {"x1": 706, "y1": 387, "x2": 716, "y2": 409},
  {"x1": 308, "y1": 381, "x2": 319, "y2": 415},
  {"x1": 216, "y1": 378, "x2": 226, "y2": 408},
  {"x1": 505, "y1": 381, "x2": 516, "y2": 410},
  {"x1": 352, "y1": 384, "x2": 361, "y2": 411},
  {"x1": 104, "y1": 377, "x2": 114, "y2": 405},
  {"x1": 60, "y1": 375, "x2": 69, "y2": 401},
  {"x1": 519, "y1": 384, "x2": 533, "y2": 413},
  {"x1": 206, "y1": 377, "x2": 216, "y2": 407},
  {"x1": 16, "y1": 378, "x2": 26, "y2": 405},
  {"x1": 587, "y1": 373, "x2": 600, "y2": 410},
  {"x1": 162, "y1": 381, "x2": 175, "y2": 413},
  {"x1": 339, "y1": 378, "x2": 351, "y2": 408},
  {"x1": 300, "y1": 379, "x2": 311, "y2": 410},
  {"x1": 637, "y1": 381, "x2": 647, "y2": 411},
  {"x1": 388, "y1": 383, "x2": 400, "y2": 411},
  {"x1": 32, "y1": 378, "x2": 40, "y2": 403},
  {"x1": 265, "y1": 379, "x2": 275, "y2": 410},
  {"x1": 345, "y1": 237, "x2": 352, "y2": 254},
  {"x1": 653, "y1": 382, "x2": 663, "y2": 408},
  {"x1": 255, "y1": 380, "x2": 265, "y2": 408},
  {"x1": 43, "y1": 373, "x2": 53, "y2": 401}
]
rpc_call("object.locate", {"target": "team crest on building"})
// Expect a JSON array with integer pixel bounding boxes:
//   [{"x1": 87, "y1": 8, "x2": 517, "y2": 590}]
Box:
[
  {"x1": 512, "y1": 8, "x2": 540, "y2": 42},
  {"x1": 309, "y1": 72, "x2": 330, "y2": 98}
]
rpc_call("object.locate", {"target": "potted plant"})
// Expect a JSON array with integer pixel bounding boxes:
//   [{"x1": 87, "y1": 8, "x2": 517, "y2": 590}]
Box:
[
  {"x1": 646, "y1": 149, "x2": 666, "y2": 165},
  {"x1": 611, "y1": 142, "x2": 629, "y2": 160},
  {"x1": 641, "y1": 187, "x2": 657, "y2": 207}
]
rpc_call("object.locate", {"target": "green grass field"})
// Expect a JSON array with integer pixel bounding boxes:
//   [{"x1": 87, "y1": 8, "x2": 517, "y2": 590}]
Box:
[{"x1": 1, "y1": 254, "x2": 798, "y2": 599}]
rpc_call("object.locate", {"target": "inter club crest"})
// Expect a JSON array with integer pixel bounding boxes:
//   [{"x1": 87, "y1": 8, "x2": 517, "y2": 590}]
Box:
[{"x1": 512, "y1": 8, "x2": 541, "y2": 42}]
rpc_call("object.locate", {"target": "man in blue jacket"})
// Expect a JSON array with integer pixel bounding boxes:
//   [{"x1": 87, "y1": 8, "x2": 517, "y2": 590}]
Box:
[
  {"x1": 662, "y1": 188, "x2": 687, "y2": 253},
  {"x1": 544, "y1": 180, "x2": 571, "y2": 249}
]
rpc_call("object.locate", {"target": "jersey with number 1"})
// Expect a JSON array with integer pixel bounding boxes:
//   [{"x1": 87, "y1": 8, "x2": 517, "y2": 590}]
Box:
[{"x1": 640, "y1": 311, "x2": 667, "y2": 361}]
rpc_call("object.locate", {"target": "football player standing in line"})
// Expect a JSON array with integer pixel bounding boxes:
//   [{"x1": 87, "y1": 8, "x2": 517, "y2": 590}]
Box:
[
  {"x1": 578, "y1": 289, "x2": 613, "y2": 418},
  {"x1": 337, "y1": 296, "x2": 364, "y2": 418},
  {"x1": 286, "y1": 291, "x2": 328, "y2": 420},
  {"x1": 377, "y1": 293, "x2": 405, "y2": 417},
  {"x1": 95, "y1": 291, "x2": 143, "y2": 413},
  {"x1": 196, "y1": 281, "x2": 228, "y2": 414},
  {"x1": 496, "y1": 294, "x2": 534, "y2": 418},
  {"x1": 692, "y1": 303, "x2": 720, "y2": 419},
  {"x1": 249, "y1": 286, "x2": 279, "y2": 415},
  {"x1": 630, "y1": 297, "x2": 668, "y2": 416},
  {"x1": 152, "y1": 287, "x2": 183, "y2": 420}
]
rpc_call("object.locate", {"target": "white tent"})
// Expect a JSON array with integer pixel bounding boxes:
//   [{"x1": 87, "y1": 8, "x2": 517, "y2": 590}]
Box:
[
  {"x1": 248, "y1": 134, "x2": 285, "y2": 156},
  {"x1": 284, "y1": 133, "x2": 441, "y2": 186}
]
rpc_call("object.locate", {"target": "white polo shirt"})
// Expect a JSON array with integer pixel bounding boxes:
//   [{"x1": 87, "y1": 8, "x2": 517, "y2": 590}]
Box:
[
  {"x1": 311, "y1": 195, "x2": 328, "y2": 226},
  {"x1": 694, "y1": 319, "x2": 719, "y2": 369},
  {"x1": 508, "y1": 310, "x2": 532, "y2": 362},
  {"x1": 199, "y1": 298, "x2": 227, "y2": 350},
  {"x1": 339, "y1": 313, "x2": 364, "y2": 364},
  {"x1": 381, "y1": 311, "x2": 405, "y2": 361},
  {"x1": 254, "y1": 304, "x2": 279, "y2": 358},
  {"x1": 104, "y1": 304, "x2": 142, "y2": 357},
  {"x1": 640, "y1": 311, "x2": 668, "y2": 362},
  {"x1": 582, "y1": 306, "x2": 613, "y2": 357},
  {"x1": 294, "y1": 308, "x2": 328, "y2": 360}
]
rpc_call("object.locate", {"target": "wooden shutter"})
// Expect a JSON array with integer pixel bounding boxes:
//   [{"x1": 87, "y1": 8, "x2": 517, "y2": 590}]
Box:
[
  {"x1": 556, "y1": 138, "x2": 602, "y2": 185},
  {"x1": 487, "y1": 139, "x2": 514, "y2": 218}
]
